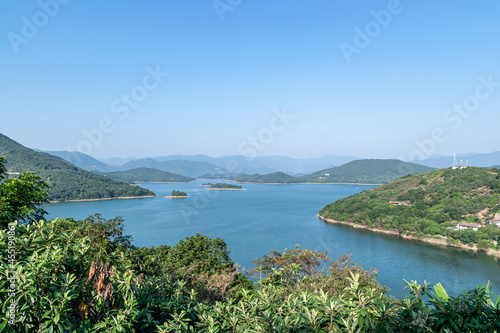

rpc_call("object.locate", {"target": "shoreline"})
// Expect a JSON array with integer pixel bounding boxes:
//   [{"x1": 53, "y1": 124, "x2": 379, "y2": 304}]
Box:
[
  {"x1": 318, "y1": 215, "x2": 500, "y2": 259},
  {"x1": 48, "y1": 195, "x2": 156, "y2": 204},
  {"x1": 133, "y1": 181, "x2": 194, "y2": 184},
  {"x1": 233, "y1": 181, "x2": 382, "y2": 186},
  {"x1": 208, "y1": 188, "x2": 245, "y2": 191}
]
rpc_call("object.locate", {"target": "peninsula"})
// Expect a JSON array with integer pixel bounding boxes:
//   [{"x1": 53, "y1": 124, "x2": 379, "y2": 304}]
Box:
[{"x1": 319, "y1": 167, "x2": 500, "y2": 257}]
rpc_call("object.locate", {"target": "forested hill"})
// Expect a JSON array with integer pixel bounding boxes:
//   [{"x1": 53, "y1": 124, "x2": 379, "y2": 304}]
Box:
[
  {"x1": 97, "y1": 168, "x2": 195, "y2": 183},
  {"x1": 0, "y1": 133, "x2": 155, "y2": 201},
  {"x1": 301, "y1": 159, "x2": 434, "y2": 184},
  {"x1": 235, "y1": 172, "x2": 300, "y2": 183},
  {"x1": 319, "y1": 167, "x2": 500, "y2": 245},
  {"x1": 234, "y1": 160, "x2": 434, "y2": 184}
]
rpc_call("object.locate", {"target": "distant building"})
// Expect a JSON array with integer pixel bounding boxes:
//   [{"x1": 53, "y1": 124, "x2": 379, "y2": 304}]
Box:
[
  {"x1": 457, "y1": 222, "x2": 482, "y2": 231},
  {"x1": 389, "y1": 200, "x2": 410, "y2": 206},
  {"x1": 489, "y1": 220, "x2": 500, "y2": 227}
]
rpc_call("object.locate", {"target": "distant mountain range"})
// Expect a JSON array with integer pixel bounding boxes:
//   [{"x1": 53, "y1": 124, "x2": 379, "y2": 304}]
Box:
[
  {"x1": 96, "y1": 168, "x2": 195, "y2": 183},
  {"x1": 233, "y1": 160, "x2": 435, "y2": 184},
  {"x1": 0, "y1": 134, "x2": 155, "y2": 201},
  {"x1": 43, "y1": 151, "x2": 359, "y2": 177},
  {"x1": 412, "y1": 152, "x2": 500, "y2": 169},
  {"x1": 26, "y1": 148, "x2": 500, "y2": 185}
]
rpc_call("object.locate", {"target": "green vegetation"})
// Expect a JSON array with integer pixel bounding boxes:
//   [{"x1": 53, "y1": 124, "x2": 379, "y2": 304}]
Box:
[
  {"x1": 0, "y1": 134, "x2": 155, "y2": 201},
  {"x1": 0, "y1": 157, "x2": 49, "y2": 229},
  {"x1": 320, "y1": 167, "x2": 500, "y2": 247},
  {"x1": 302, "y1": 159, "x2": 434, "y2": 184},
  {"x1": 236, "y1": 172, "x2": 300, "y2": 183},
  {"x1": 209, "y1": 183, "x2": 244, "y2": 190},
  {"x1": 234, "y1": 160, "x2": 434, "y2": 185},
  {"x1": 1, "y1": 175, "x2": 500, "y2": 331},
  {"x1": 99, "y1": 168, "x2": 195, "y2": 183},
  {"x1": 170, "y1": 190, "x2": 187, "y2": 197},
  {"x1": 2, "y1": 217, "x2": 499, "y2": 331}
]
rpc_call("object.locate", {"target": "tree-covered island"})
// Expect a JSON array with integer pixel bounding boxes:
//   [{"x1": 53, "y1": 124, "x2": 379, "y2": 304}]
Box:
[
  {"x1": 208, "y1": 183, "x2": 244, "y2": 190},
  {"x1": 167, "y1": 190, "x2": 188, "y2": 198}
]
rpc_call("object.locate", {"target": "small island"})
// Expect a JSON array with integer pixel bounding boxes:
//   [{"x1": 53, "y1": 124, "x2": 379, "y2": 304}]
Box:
[
  {"x1": 201, "y1": 183, "x2": 212, "y2": 186},
  {"x1": 167, "y1": 190, "x2": 188, "y2": 198},
  {"x1": 208, "y1": 183, "x2": 244, "y2": 190}
]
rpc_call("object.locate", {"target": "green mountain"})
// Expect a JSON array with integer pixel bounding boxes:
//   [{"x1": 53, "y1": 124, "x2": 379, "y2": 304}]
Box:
[
  {"x1": 300, "y1": 159, "x2": 434, "y2": 184},
  {"x1": 232, "y1": 159, "x2": 434, "y2": 184},
  {"x1": 319, "y1": 167, "x2": 500, "y2": 245},
  {"x1": 0, "y1": 134, "x2": 155, "y2": 201},
  {"x1": 235, "y1": 172, "x2": 300, "y2": 183},
  {"x1": 98, "y1": 168, "x2": 195, "y2": 183},
  {"x1": 121, "y1": 158, "x2": 226, "y2": 177}
]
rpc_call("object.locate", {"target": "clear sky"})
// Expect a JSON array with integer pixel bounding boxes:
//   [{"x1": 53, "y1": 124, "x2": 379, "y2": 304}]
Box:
[{"x1": 1, "y1": 1, "x2": 499, "y2": 160}]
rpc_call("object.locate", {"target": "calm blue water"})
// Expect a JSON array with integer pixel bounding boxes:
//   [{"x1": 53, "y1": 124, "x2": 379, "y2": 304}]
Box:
[{"x1": 44, "y1": 180, "x2": 500, "y2": 298}]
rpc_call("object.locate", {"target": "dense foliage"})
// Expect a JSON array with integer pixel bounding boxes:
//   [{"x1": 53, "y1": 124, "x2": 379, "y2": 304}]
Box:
[
  {"x1": 2, "y1": 159, "x2": 500, "y2": 332},
  {"x1": 99, "y1": 168, "x2": 195, "y2": 184},
  {"x1": 0, "y1": 157, "x2": 49, "y2": 229},
  {"x1": 320, "y1": 167, "x2": 500, "y2": 248},
  {"x1": 2, "y1": 217, "x2": 499, "y2": 332},
  {"x1": 209, "y1": 183, "x2": 244, "y2": 190},
  {"x1": 0, "y1": 134, "x2": 155, "y2": 201}
]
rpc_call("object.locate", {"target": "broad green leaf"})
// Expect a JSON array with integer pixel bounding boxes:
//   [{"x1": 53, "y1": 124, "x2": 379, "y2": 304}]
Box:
[{"x1": 434, "y1": 283, "x2": 448, "y2": 300}]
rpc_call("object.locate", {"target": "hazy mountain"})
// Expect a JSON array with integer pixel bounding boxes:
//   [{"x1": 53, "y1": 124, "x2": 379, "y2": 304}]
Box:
[
  {"x1": 232, "y1": 159, "x2": 434, "y2": 184},
  {"x1": 96, "y1": 168, "x2": 195, "y2": 183},
  {"x1": 140, "y1": 154, "x2": 358, "y2": 175},
  {"x1": 415, "y1": 152, "x2": 500, "y2": 169},
  {"x1": 120, "y1": 158, "x2": 226, "y2": 177},
  {"x1": 44, "y1": 150, "x2": 118, "y2": 172},
  {"x1": 99, "y1": 156, "x2": 138, "y2": 166},
  {"x1": 301, "y1": 159, "x2": 435, "y2": 184}
]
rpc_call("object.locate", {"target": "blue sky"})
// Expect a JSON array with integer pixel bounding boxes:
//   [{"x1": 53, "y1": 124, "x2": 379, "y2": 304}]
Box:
[{"x1": 1, "y1": 0, "x2": 499, "y2": 160}]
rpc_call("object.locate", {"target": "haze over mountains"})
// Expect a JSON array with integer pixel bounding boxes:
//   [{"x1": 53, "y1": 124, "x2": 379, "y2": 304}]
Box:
[
  {"x1": 45, "y1": 151, "x2": 359, "y2": 176},
  {"x1": 45, "y1": 150, "x2": 500, "y2": 179},
  {"x1": 4, "y1": 131, "x2": 500, "y2": 201}
]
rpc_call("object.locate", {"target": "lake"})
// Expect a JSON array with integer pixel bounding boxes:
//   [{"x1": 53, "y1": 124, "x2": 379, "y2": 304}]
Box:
[{"x1": 44, "y1": 180, "x2": 500, "y2": 298}]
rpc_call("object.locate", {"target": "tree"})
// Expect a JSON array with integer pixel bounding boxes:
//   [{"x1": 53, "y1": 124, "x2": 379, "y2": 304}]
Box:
[
  {"x1": 476, "y1": 239, "x2": 490, "y2": 251},
  {"x1": 0, "y1": 157, "x2": 49, "y2": 228},
  {"x1": 170, "y1": 233, "x2": 234, "y2": 275}
]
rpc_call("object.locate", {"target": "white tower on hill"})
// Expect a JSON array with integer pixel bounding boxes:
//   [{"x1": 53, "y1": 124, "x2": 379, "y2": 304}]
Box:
[{"x1": 452, "y1": 153, "x2": 459, "y2": 169}]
